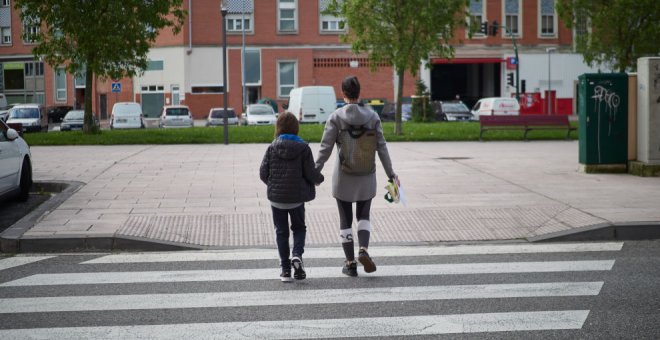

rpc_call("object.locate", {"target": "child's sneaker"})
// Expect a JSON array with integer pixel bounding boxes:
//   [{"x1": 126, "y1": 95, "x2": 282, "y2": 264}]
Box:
[
  {"x1": 280, "y1": 268, "x2": 293, "y2": 282},
  {"x1": 342, "y1": 261, "x2": 358, "y2": 277},
  {"x1": 358, "y1": 249, "x2": 377, "y2": 273},
  {"x1": 292, "y1": 256, "x2": 306, "y2": 280}
]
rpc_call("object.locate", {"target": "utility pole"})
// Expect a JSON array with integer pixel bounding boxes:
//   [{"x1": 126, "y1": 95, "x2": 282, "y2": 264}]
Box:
[{"x1": 489, "y1": 21, "x2": 520, "y2": 101}]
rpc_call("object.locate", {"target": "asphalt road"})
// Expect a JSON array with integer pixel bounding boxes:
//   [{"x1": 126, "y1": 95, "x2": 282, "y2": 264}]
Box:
[
  {"x1": 0, "y1": 240, "x2": 658, "y2": 339},
  {"x1": 0, "y1": 194, "x2": 49, "y2": 233}
]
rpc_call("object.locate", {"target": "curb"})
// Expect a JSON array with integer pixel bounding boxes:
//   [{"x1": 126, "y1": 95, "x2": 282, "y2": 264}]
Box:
[
  {"x1": 0, "y1": 181, "x2": 82, "y2": 253},
  {"x1": 527, "y1": 222, "x2": 660, "y2": 242}
]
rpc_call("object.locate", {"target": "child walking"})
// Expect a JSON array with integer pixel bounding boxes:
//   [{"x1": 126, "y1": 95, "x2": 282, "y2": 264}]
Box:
[{"x1": 260, "y1": 112, "x2": 324, "y2": 282}]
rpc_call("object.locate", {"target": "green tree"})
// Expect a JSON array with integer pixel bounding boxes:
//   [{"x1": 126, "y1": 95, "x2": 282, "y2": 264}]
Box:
[
  {"x1": 16, "y1": 0, "x2": 186, "y2": 133},
  {"x1": 326, "y1": 0, "x2": 470, "y2": 135},
  {"x1": 557, "y1": 0, "x2": 660, "y2": 72}
]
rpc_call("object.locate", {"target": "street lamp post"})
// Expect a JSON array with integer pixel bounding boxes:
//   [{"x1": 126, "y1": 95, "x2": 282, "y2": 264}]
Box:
[
  {"x1": 546, "y1": 47, "x2": 556, "y2": 115},
  {"x1": 221, "y1": 4, "x2": 229, "y2": 145}
]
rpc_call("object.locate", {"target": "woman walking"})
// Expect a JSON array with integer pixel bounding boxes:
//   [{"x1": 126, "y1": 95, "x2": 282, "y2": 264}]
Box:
[{"x1": 315, "y1": 76, "x2": 397, "y2": 276}]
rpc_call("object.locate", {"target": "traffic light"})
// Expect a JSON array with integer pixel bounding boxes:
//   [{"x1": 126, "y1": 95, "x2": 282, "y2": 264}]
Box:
[
  {"x1": 507, "y1": 73, "x2": 515, "y2": 87},
  {"x1": 480, "y1": 21, "x2": 488, "y2": 35},
  {"x1": 521, "y1": 79, "x2": 526, "y2": 93},
  {"x1": 490, "y1": 20, "x2": 499, "y2": 36}
]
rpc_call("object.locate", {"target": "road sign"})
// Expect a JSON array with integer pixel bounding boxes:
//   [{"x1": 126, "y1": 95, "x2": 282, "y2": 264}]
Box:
[{"x1": 111, "y1": 83, "x2": 122, "y2": 93}]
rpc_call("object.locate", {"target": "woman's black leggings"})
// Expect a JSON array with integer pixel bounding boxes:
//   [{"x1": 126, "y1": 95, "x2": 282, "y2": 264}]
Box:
[{"x1": 336, "y1": 198, "x2": 372, "y2": 261}]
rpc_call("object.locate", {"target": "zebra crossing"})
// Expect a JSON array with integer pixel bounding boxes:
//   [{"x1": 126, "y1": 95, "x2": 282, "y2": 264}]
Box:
[{"x1": 0, "y1": 242, "x2": 623, "y2": 339}]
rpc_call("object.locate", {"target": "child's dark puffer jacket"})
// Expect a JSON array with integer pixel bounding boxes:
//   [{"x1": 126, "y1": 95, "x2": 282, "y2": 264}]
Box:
[{"x1": 260, "y1": 138, "x2": 324, "y2": 203}]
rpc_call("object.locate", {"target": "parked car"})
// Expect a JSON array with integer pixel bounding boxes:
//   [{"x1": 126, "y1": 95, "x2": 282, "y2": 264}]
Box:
[
  {"x1": 380, "y1": 103, "x2": 412, "y2": 122},
  {"x1": 110, "y1": 102, "x2": 145, "y2": 129},
  {"x1": 432, "y1": 101, "x2": 473, "y2": 121},
  {"x1": 0, "y1": 94, "x2": 8, "y2": 122},
  {"x1": 60, "y1": 110, "x2": 99, "y2": 131},
  {"x1": 159, "y1": 105, "x2": 194, "y2": 128},
  {"x1": 470, "y1": 97, "x2": 520, "y2": 120},
  {"x1": 6, "y1": 104, "x2": 48, "y2": 132},
  {"x1": 244, "y1": 104, "x2": 278, "y2": 125},
  {"x1": 206, "y1": 107, "x2": 238, "y2": 126},
  {"x1": 0, "y1": 119, "x2": 32, "y2": 202},
  {"x1": 46, "y1": 105, "x2": 73, "y2": 123}
]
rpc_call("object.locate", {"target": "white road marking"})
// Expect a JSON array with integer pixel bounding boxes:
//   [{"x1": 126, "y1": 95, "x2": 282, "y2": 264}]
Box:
[
  {"x1": 1, "y1": 260, "x2": 615, "y2": 286},
  {"x1": 81, "y1": 242, "x2": 624, "y2": 264},
  {"x1": 0, "y1": 256, "x2": 55, "y2": 271},
  {"x1": 0, "y1": 282, "x2": 603, "y2": 313},
  {"x1": 0, "y1": 310, "x2": 590, "y2": 339}
]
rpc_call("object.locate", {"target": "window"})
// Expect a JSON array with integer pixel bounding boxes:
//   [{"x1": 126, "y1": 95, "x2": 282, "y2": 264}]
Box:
[
  {"x1": 278, "y1": 0, "x2": 297, "y2": 32},
  {"x1": 225, "y1": 0, "x2": 254, "y2": 33},
  {"x1": 227, "y1": 15, "x2": 252, "y2": 33},
  {"x1": 277, "y1": 61, "x2": 296, "y2": 98},
  {"x1": 539, "y1": 0, "x2": 556, "y2": 37},
  {"x1": 24, "y1": 62, "x2": 42, "y2": 77},
  {"x1": 319, "y1": 0, "x2": 345, "y2": 33},
  {"x1": 22, "y1": 18, "x2": 39, "y2": 43},
  {"x1": 469, "y1": 0, "x2": 485, "y2": 37},
  {"x1": 1, "y1": 27, "x2": 10, "y2": 44},
  {"x1": 55, "y1": 67, "x2": 66, "y2": 101},
  {"x1": 504, "y1": 0, "x2": 520, "y2": 36},
  {"x1": 244, "y1": 49, "x2": 261, "y2": 85},
  {"x1": 171, "y1": 85, "x2": 180, "y2": 105},
  {"x1": 146, "y1": 60, "x2": 164, "y2": 71},
  {"x1": 191, "y1": 85, "x2": 224, "y2": 94},
  {"x1": 1, "y1": 0, "x2": 9, "y2": 7}
]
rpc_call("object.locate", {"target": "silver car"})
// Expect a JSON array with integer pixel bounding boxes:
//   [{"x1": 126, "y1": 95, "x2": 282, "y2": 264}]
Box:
[
  {"x1": 206, "y1": 108, "x2": 238, "y2": 126},
  {"x1": 159, "y1": 105, "x2": 194, "y2": 128},
  {"x1": 0, "y1": 119, "x2": 32, "y2": 201}
]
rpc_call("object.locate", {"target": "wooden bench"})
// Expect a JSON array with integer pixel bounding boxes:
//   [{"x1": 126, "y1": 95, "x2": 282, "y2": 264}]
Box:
[{"x1": 479, "y1": 115, "x2": 576, "y2": 141}]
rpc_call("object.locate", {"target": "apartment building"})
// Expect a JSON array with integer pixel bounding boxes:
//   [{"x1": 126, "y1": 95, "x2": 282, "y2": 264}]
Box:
[{"x1": 0, "y1": 0, "x2": 609, "y2": 120}]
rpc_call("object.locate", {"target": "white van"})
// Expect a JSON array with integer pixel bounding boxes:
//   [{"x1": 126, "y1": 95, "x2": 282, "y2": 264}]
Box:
[
  {"x1": 110, "y1": 102, "x2": 145, "y2": 129},
  {"x1": 287, "y1": 86, "x2": 336, "y2": 124},
  {"x1": 470, "y1": 97, "x2": 520, "y2": 120},
  {"x1": 6, "y1": 104, "x2": 48, "y2": 132}
]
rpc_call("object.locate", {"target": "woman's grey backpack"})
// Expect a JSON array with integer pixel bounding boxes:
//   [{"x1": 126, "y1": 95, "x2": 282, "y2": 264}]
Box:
[{"x1": 337, "y1": 124, "x2": 377, "y2": 175}]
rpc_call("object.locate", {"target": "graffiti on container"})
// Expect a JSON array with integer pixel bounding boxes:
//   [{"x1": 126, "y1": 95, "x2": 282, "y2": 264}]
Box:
[{"x1": 592, "y1": 85, "x2": 620, "y2": 135}]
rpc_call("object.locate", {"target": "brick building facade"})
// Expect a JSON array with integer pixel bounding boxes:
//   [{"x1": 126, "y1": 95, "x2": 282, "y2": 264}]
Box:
[{"x1": 0, "y1": 0, "x2": 607, "y2": 120}]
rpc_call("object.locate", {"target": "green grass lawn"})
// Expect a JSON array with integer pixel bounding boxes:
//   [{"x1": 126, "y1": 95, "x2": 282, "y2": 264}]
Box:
[{"x1": 23, "y1": 121, "x2": 578, "y2": 146}]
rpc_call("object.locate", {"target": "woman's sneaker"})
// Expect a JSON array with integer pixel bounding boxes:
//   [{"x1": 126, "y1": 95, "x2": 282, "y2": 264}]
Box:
[
  {"x1": 292, "y1": 257, "x2": 306, "y2": 280},
  {"x1": 280, "y1": 268, "x2": 293, "y2": 282},
  {"x1": 342, "y1": 261, "x2": 358, "y2": 277},
  {"x1": 358, "y1": 249, "x2": 377, "y2": 273}
]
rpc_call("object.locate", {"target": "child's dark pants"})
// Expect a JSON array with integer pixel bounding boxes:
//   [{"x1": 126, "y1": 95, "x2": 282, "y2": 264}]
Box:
[{"x1": 271, "y1": 204, "x2": 306, "y2": 269}]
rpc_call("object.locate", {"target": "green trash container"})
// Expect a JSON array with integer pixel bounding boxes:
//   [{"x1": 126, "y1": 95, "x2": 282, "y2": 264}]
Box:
[{"x1": 578, "y1": 73, "x2": 628, "y2": 165}]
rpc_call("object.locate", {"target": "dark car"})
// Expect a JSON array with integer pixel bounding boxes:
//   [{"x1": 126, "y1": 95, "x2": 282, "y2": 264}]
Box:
[
  {"x1": 47, "y1": 105, "x2": 73, "y2": 123},
  {"x1": 432, "y1": 101, "x2": 473, "y2": 122},
  {"x1": 60, "y1": 110, "x2": 99, "y2": 131},
  {"x1": 380, "y1": 103, "x2": 412, "y2": 122}
]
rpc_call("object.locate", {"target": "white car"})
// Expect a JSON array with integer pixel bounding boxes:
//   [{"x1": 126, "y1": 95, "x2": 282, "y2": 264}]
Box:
[
  {"x1": 159, "y1": 105, "x2": 194, "y2": 128},
  {"x1": 6, "y1": 104, "x2": 48, "y2": 133},
  {"x1": 0, "y1": 119, "x2": 32, "y2": 202},
  {"x1": 110, "y1": 102, "x2": 145, "y2": 129},
  {"x1": 206, "y1": 107, "x2": 238, "y2": 126},
  {"x1": 244, "y1": 104, "x2": 277, "y2": 125}
]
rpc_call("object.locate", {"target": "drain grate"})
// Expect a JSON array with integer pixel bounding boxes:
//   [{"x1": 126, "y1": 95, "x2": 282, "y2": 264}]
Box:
[{"x1": 435, "y1": 157, "x2": 472, "y2": 160}]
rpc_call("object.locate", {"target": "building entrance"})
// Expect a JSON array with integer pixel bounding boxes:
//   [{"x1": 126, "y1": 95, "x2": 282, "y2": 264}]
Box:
[{"x1": 430, "y1": 58, "x2": 502, "y2": 109}]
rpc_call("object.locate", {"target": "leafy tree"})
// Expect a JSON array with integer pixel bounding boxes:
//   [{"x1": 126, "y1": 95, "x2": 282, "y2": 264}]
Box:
[
  {"x1": 557, "y1": 0, "x2": 660, "y2": 72},
  {"x1": 16, "y1": 0, "x2": 186, "y2": 133},
  {"x1": 411, "y1": 80, "x2": 432, "y2": 123},
  {"x1": 326, "y1": 0, "x2": 470, "y2": 134}
]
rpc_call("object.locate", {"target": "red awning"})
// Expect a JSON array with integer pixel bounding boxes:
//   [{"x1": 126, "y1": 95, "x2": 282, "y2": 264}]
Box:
[{"x1": 431, "y1": 58, "x2": 504, "y2": 64}]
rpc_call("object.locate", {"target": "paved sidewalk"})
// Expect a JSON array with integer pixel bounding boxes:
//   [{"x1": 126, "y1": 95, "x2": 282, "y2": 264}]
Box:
[{"x1": 3, "y1": 141, "x2": 660, "y2": 251}]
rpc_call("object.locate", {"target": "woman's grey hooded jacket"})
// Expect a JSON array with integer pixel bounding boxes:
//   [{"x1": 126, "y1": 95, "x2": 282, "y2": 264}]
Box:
[{"x1": 315, "y1": 103, "x2": 395, "y2": 202}]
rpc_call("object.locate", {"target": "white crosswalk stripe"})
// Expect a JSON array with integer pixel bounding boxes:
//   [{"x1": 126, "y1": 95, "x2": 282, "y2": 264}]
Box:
[
  {"x1": 81, "y1": 242, "x2": 624, "y2": 264},
  {"x1": 0, "y1": 242, "x2": 621, "y2": 338},
  {"x1": 1, "y1": 260, "x2": 615, "y2": 286},
  {"x1": 0, "y1": 311, "x2": 591, "y2": 339},
  {"x1": 0, "y1": 256, "x2": 55, "y2": 271}
]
